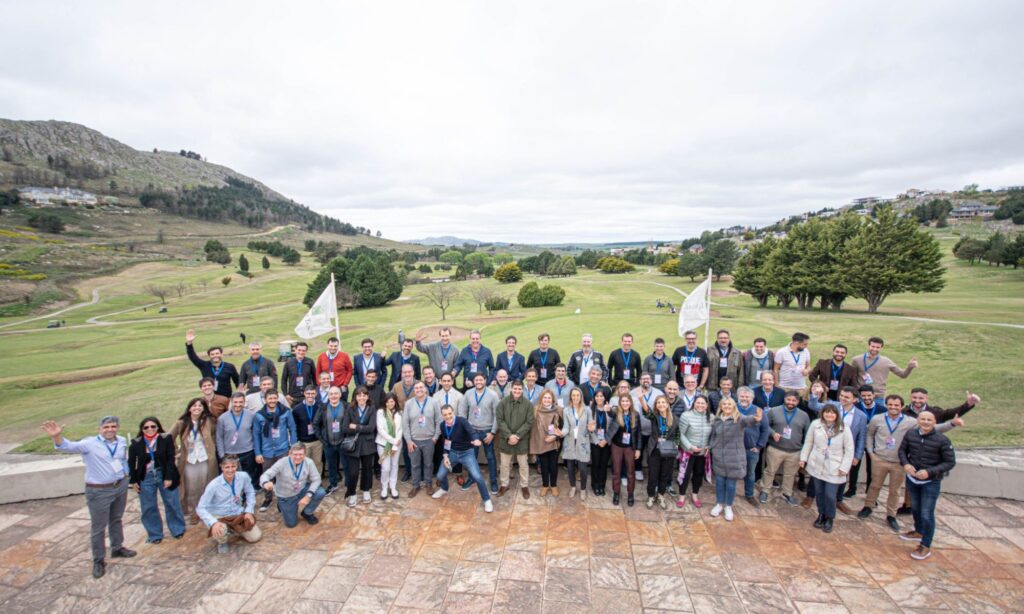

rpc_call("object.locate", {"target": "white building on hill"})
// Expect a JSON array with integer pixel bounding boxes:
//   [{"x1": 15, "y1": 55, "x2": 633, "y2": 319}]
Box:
[{"x1": 19, "y1": 187, "x2": 98, "y2": 206}]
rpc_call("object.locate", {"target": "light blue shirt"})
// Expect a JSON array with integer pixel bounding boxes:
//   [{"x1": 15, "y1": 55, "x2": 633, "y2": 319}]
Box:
[
  {"x1": 196, "y1": 472, "x2": 256, "y2": 527},
  {"x1": 56, "y1": 435, "x2": 128, "y2": 484}
]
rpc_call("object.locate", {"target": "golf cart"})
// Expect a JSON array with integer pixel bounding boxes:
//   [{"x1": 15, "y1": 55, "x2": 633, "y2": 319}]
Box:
[{"x1": 278, "y1": 340, "x2": 298, "y2": 362}]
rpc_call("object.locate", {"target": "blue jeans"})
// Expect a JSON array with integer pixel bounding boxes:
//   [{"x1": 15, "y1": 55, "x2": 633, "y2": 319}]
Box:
[
  {"x1": 323, "y1": 442, "x2": 350, "y2": 489},
  {"x1": 437, "y1": 448, "x2": 490, "y2": 502},
  {"x1": 277, "y1": 486, "x2": 326, "y2": 528},
  {"x1": 812, "y1": 477, "x2": 839, "y2": 519},
  {"x1": 715, "y1": 475, "x2": 737, "y2": 506},
  {"x1": 401, "y1": 438, "x2": 412, "y2": 479},
  {"x1": 138, "y1": 469, "x2": 186, "y2": 542},
  {"x1": 463, "y1": 431, "x2": 498, "y2": 490},
  {"x1": 744, "y1": 449, "x2": 759, "y2": 497},
  {"x1": 906, "y1": 477, "x2": 941, "y2": 548}
]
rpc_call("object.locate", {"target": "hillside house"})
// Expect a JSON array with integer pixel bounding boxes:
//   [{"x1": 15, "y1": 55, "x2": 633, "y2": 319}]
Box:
[
  {"x1": 18, "y1": 187, "x2": 98, "y2": 206},
  {"x1": 949, "y1": 201, "x2": 998, "y2": 219},
  {"x1": 687, "y1": 244, "x2": 704, "y2": 254}
]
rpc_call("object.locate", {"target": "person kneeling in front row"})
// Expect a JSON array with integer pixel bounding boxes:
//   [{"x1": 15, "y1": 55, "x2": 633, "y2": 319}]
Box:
[
  {"x1": 259, "y1": 443, "x2": 326, "y2": 527},
  {"x1": 197, "y1": 454, "x2": 262, "y2": 554}
]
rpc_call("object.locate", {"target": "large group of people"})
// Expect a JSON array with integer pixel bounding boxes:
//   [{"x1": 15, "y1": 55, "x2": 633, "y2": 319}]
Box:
[{"x1": 48, "y1": 327, "x2": 978, "y2": 577}]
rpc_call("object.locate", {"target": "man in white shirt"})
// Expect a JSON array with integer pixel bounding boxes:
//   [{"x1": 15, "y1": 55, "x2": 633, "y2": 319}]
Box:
[{"x1": 773, "y1": 332, "x2": 811, "y2": 393}]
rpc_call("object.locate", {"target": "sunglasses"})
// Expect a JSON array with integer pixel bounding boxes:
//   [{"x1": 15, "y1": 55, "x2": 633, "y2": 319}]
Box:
[{"x1": 142, "y1": 425, "x2": 158, "y2": 430}]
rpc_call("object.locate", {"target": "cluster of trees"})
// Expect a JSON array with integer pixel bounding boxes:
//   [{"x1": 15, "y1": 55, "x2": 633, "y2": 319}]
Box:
[
  {"x1": 616, "y1": 248, "x2": 675, "y2": 267},
  {"x1": 910, "y1": 199, "x2": 952, "y2": 226},
  {"x1": 45, "y1": 153, "x2": 114, "y2": 180},
  {"x1": 595, "y1": 256, "x2": 636, "y2": 273},
  {"x1": 178, "y1": 150, "x2": 203, "y2": 160},
  {"x1": 139, "y1": 178, "x2": 363, "y2": 235},
  {"x1": 733, "y1": 207, "x2": 944, "y2": 313},
  {"x1": 203, "y1": 239, "x2": 231, "y2": 265},
  {"x1": 953, "y1": 232, "x2": 1024, "y2": 267},
  {"x1": 493, "y1": 263, "x2": 523, "y2": 283},
  {"x1": 517, "y1": 281, "x2": 566, "y2": 308},
  {"x1": 994, "y1": 192, "x2": 1024, "y2": 225},
  {"x1": 144, "y1": 278, "x2": 213, "y2": 303},
  {"x1": 658, "y1": 240, "x2": 739, "y2": 281},
  {"x1": 303, "y1": 252, "x2": 403, "y2": 309},
  {"x1": 518, "y1": 251, "x2": 577, "y2": 277},
  {"x1": 26, "y1": 211, "x2": 65, "y2": 234},
  {"x1": 247, "y1": 240, "x2": 301, "y2": 264},
  {"x1": 0, "y1": 189, "x2": 20, "y2": 208}
]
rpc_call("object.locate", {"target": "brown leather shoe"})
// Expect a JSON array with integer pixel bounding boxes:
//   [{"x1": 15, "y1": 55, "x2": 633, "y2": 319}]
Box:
[
  {"x1": 521, "y1": 487, "x2": 530, "y2": 499},
  {"x1": 837, "y1": 502, "x2": 854, "y2": 515},
  {"x1": 551, "y1": 487, "x2": 559, "y2": 497},
  {"x1": 408, "y1": 486, "x2": 420, "y2": 498},
  {"x1": 497, "y1": 486, "x2": 509, "y2": 497},
  {"x1": 427, "y1": 485, "x2": 435, "y2": 496},
  {"x1": 801, "y1": 497, "x2": 813, "y2": 509}
]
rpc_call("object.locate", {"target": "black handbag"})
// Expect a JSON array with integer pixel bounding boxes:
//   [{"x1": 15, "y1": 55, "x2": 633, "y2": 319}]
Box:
[
  {"x1": 657, "y1": 438, "x2": 678, "y2": 458},
  {"x1": 341, "y1": 435, "x2": 358, "y2": 454}
]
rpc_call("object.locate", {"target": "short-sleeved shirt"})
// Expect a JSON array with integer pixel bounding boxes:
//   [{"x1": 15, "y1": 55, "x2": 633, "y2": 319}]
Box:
[{"x1": 774, "y1": 346, "x2": 810, "y2": 390}]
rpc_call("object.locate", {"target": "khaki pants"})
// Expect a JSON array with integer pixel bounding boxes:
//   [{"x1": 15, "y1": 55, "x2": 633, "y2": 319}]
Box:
[
  {"x1": 303, "y1": 440, "x2": 324, "y2": 477},
  {"x1": 759, "y1": 447, "x2": 799, "y2": 497},
  {"x1": 499, "y1": 452, "x2": 529, "y2": 488},
  {"x1": 864, "y1": 456, "x2": 904, "y2": 517}
]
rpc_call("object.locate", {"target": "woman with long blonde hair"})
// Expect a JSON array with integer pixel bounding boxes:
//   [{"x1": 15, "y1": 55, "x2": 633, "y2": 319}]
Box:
[
  {"x1": 707, "y1": 397, "x2": 762, "y2": 521},
  {"x1": 561, "y1": 387, "x2": 592, "y2": 500},
  {"x1": 529, "y1": 389, "x2": 563, "y2": 496},
  {"x1": 609, "y1": 393, "x2": 641, "y2": 507}
]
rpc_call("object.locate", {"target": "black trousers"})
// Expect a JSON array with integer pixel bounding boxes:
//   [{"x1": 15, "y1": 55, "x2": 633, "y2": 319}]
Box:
[
  {"x1": 681, "y1": 454, "x2": 707, "y2": 495},
  {"x1": 591, "y1": 443, "x2": 611, "y2": 491},
  {"x1": 539, "y1": 450, "x2": 559, "y2": 487},
  {"x1": 647, "y1": 450, "x2": 675, "y2": 497},
  {"x1": 847, "y1": 454, "x2": 871, "y2": 493},
  {"x1": 345, "y1": 454, "x2": 375, "y2": 496}
]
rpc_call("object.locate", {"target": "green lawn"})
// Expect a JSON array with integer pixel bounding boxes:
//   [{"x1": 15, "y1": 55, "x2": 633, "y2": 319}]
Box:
[{"x1": 3, "y1": 250, "x2": 1022, "y2": 452}]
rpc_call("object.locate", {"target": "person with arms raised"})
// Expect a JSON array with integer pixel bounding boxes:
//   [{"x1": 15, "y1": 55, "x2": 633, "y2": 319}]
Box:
[
  {"x1": 259, "y1": 443, "x2": 326, "y2": 527},
  {"x1": 252, "y1": 389, "x2": 297, "y2": 512},
  {"x1": 672, "y1": 330, "x2": 708, "y2": 389},
  {"x1": 850, "y1": 336, "x2": 918, "y2": 396},
  {"x1": 238, "y1": 341, "x2": 277, "y2": 394},
  {"x1": 281, "y1": 341, "x2": 317, "y2": 407},
  {"x1": 526, "y1": 333, "x2": 561, "y2": 386},
  {"x1": 186, "y1": 329, "x2": 238, "y2": 397},
  {"x1": 42, "y1": 417, "x2": 136, "y2": 578},
  {"x1": 197, "y1": 455, "x2": 261, "y2": 554},
  {"x1": 129, "y1": 416, "x2": 185, "y2": 544},
  {"x1": 808, "y1": 344, "x2": 859, "y2": 402},
  {"x1": 416, "y1": 327, "x2": 460, "y2": 378}
]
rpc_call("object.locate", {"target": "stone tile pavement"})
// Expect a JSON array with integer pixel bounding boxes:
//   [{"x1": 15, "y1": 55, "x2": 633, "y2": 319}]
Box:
[{"x1": 1, "y1": 470, "x2": 1022, "y2": 613}]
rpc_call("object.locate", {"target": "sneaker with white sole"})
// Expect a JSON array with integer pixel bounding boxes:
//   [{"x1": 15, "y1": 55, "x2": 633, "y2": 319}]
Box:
[
  {"x1": 390, "y1": 487, "x2": 400, "y2": 499},
  {"x1": 635, "y1": 470, "x2": 644, "y2": 482},
  {"x1": 646, "y1": 497, "x2": 655, "y2": 509},
  {"x1": 347, "y1": 496, "x2": 357, "y2": 507},
  {"x1": 362, "y1": 491, "x2": 371, "y2": 503},
  {"x1": 484, "y1": 500, "x2": 494, "y2": 513},
  {"x1": 724, "y1": 506, "x2": 734, "y2": 521},
  {"x1": 710, "y1": 504, "x2": 723, "y2": 517},
  {"x1": 910, "y1": 545, "x2": 932, "y2": 560},
  {"x1": 621, "y1": 477, "x2": 628, "y2": 486},
  {"x1": 380, "y1": 489, "x2": 389, "y2": 500},
  {"x1": 432, "y1": 488, "x2": 448, "y2": 499}
]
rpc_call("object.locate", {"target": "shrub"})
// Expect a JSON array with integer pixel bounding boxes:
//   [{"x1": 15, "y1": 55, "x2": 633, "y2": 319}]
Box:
[
  {"x1": 494, "y1": 262, "x2": 523, "y2": 283},
  {"x1": 517, "y1": 281, "x2": 565, "y2": 308},
  {"x1": 484, "y1": 294, "x2": 511, "y2": 312}
]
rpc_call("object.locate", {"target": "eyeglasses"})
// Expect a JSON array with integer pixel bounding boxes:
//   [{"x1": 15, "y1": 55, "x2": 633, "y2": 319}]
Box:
[{"x1": 142, "y1": 425, "x2": 158, "y2": 430}]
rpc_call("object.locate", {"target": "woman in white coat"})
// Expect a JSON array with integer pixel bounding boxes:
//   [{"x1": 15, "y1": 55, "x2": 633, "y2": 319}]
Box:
[
  {"x1": 799, "y1": 404, "x2": 854, "y2": 533},
  {"x1": 376, "y1": 393, "x2": 404, "y2": 500}
]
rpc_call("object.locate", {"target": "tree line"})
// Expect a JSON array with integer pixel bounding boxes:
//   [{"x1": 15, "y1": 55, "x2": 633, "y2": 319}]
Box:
[
  {"x1": 953, "y1": 232, "x2": 1024, "y2": 268},
  {"x1": 732, "y1": 207, "x2": 944, "y2": 313},
  {"x1": 247, "y1": 240, "x2": 301, "y2": 264}
]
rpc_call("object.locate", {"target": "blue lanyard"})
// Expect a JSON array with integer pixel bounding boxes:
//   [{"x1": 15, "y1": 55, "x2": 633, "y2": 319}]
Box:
[
  {"x1": 401, "y1": 354, "x2": 411, "y2": 367},
  {"x1": 587, "y1": 382, "x2": 599, "y2": 397},
  {"x1": 842, "y1": 409, "x2": 853, "y2": 423},
  {"x1": 556, "y1": 381, "x2": 566, "y2": 396},
  {"x1": 357, "y1": 406, "x2": 367, "y2": 423},
  {"x1": 212, "y1": 362, "x2": 224, "y2": 378},
  {"x1": 329, "y1": 403, "x2": 342, "y2": 422},
  {"x1": 684, "y1": 347, "x2": 697, "y2": 361},
  {"x1": 830, "y1": 362, "x2": 843, "y2": 380},
  {"x1": 440, "y1": 343, "x2": 453, "y2": 359},
  {"x1": 597, "y1": 411, "x2": 606, "y2": 428},
  {"x1": 145, "y1": 437, "x2": 157, "y2": 462},
  {"x1": 225, "y1": 476, "x2": 236, "y2": 497},
  {"x1": 249, "y1": 357, "x2": 262, "y2": 374},
  {"x1": 327, "y1": 353, "x2": 336, "y2": 373},
  {"x1": 474, "y1": 389, "x2": 485, "y2": 406},
  {"x1": 654, "y1": 354, "x2": 665, "y2": 372},
  {"x1": 444, "y1": 421, "x2": 455, "y2": 440},
  {"x1": 231, "y1": 411, "x2": 244, "y2": 432},
  {"x1": 99, "y1": 436, "x2": 118, "y2": 459},
  {"x1": 683, "y1": 393, "x2": 696, "y2": 408},
  {"x1": 190, "y1": 421, "x2": 200, "y2": 440},
  {"x1": 526, "y1": 386, "x2": 538, "y2": 402},
  {"x1": 444, "y1": 391, "x2": 450, "y2": 406},
  {"x1": 789, "y1": 350, "x2": 801, "y2": 365},
  {"x1": 644, "y1": 391, "x2": 654, "y2": 406},
  {"x1": 362, "y1": 354, "x2": 374, "y2": 372},
  {"x1": 885, "y1": 414, "x2": 904, "y2": 434},
  {"x1": 738, "y1": 404, "x2": 755, "y2": 417},
  {"x1": 863, "y1": 352, "x2": 880, "y2": 372},
  {"x1": 569, "y1": 409, "x2": 580, "y2": 430},
  {"x1": 621, "y1": 350, "x2": 632, "y2": 368},
  {"x1": 538, "y1": 350, "x2": 548, "y2": 368},
  {"x1": 864, "y1": 403, "x2": 880, "y2": 422},
  {"x1": 783, "y1": 408, "x2": 797, "y2": 426},
  {"x1": 416, "y1": 398, "x2": 428, "y2": 413},
  {"x1": 754, "y1": 354, "x2": 768, "y2": 369},
  {"x1": 403, "y1": 384, "x2": 414, "y2": 398},
  {"x1": 290, "y1": 461, "x2": 303, "y2": 481},
  {"x1": 304, "y1": 403, "x2": 316, "y2": 424},
  {"x1": 623, "y1": 413, "x2": 631, "y2": 432},
  {"x1": 657, "y1": 415, "x2": 666, "y2": 435}
]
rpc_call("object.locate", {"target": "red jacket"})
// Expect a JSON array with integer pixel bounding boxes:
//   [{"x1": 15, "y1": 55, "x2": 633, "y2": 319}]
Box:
[{"x1": 316, "y1": 351, "x2": 353, "y2": 388}]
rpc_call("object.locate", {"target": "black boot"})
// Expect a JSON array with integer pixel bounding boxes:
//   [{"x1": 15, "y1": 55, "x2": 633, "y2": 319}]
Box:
[
  {"x1": 613, "y1": 492, "x2": 621, "y2": 505},
  {"x1": 823, "y1": 517, "x2": 834, "y2": 533},
  {"x1": 813, "y1": 514, "x2": 824, "y2": 529}
]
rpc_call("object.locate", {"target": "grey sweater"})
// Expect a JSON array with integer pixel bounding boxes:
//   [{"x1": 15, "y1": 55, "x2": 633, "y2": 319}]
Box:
[
  {"x1": 259, "y1": 456, "x2": 321, "y2": 498},
  {"x1": 216, "y1": 409, "x2": 256, "y2": 455},
  {"x1": 403, "y1": 396, "x2": 442, "y2": 441},
  {"x1": 461, "y1": 387, "x2": 500, "y2": 434},
  {"x1": 642, "y1": 353, "x2": 674, "y2": 390},
  {"x1": 765, "y1": 405, "x2": 811, "y2": 453},
  {"x1": 416, "y1": 339, "x2": 460, "y2": 376}
]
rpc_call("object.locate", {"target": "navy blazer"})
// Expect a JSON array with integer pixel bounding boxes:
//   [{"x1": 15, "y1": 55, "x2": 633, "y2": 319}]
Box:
[
  {"x1": 352, "y1": 352, "x2": 388, "y2": 388},
  {"x1": 495, "y1": 351, "x2": 526, "y2": 382},
  {"x1": 752, "y1": 386, "x2": 786, "y2": 411}
]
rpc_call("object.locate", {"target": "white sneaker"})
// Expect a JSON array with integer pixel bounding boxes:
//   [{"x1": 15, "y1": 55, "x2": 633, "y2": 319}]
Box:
[
  {"x1": 724, "y1": 506, "x2": 734, "y2": 521},
  {"x1": 580, "y1": 490, "x2": 587, "y2": 502},
  {"x1": 569, "y1": 487, "x2": 576, "y2": 498},
  {"x1": 635, "y1": 470, "x2": 644, "y2": 482},
  {"x1": 347, "y1": 496, "x2": 357, "y2": 508},
  {"x1": 380, "y1": 488, "x2": 388, "y2": 500},
  {"x1": 390, "y1": 486, "x2": 399, "y2": 498},
  {"x1": 621, "y1": 478, "x2": 628, "y2": 486},
  {"x1": 484, "y1": 500, "x2": 494, "y2": 513},
  {"x1": 362, "y1": 491, "x2": 371, "y2": 503},
  {"x1": 432, "y1": 488, "x2": 448, "y2": 499},
  {"x1": 710, "y1": 504, "x2": 723, "y2": 517}
]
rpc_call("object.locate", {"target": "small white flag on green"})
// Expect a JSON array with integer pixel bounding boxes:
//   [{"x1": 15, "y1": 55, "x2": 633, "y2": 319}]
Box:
[{"x1": 295, "y1": 278, "x2": 338, "y2": 339}]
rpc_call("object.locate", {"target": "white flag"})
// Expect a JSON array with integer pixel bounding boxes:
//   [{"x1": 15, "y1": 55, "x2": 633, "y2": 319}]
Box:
[
  {"x1": 678, "y1": 277, "x2": 711, "y2": 337},
  {"x1": 295, "y1": 280, "x2": 337, "y2": 339}
]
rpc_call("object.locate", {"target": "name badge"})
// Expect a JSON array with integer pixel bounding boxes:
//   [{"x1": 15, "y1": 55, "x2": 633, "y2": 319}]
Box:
[
  {"x1": 755, "y1": 370, "x2": 763, "y2": 381},
  {"x1": 271, "y1": 428, "x2": 280, "y2": 439},
  {"x1": 623, "y1": 369, "x2": 630, "y2": 379},
  {"x1": 547, "y1": 424, "x2": 555, "y2": 435},
  {"x1": 295, "y1": 376, "x2": 304, "y2": 387},
  {"x1": 473, "y1": 407, "x2": 481, "y2": 418},
  {"x1": 863, "y1": 373, "x2": 873, "y2": 385},
  {"x1": 885, "y1": 437, "x2": 896, "y2": 449},
  {"x1": 444, "y1": 440, "x2": 452, "y2": 451},
  {"x1": 829, "y1": 379, "x2": 839, "y2": 391},
  {"x1": 597, "y1": 429, "x2": 605, "y2": 440},
  {"x1": 251, "y1": 376, "x2": 260, "y2": 388},
  {"x1": 307, "y1": 424, "x2": 314, "y2": 436},
  {"x1": 331, "y1": 421, "x2": 340, "y2": 433},
  {"x1": 782, "y1": 427, "x2": 792, "y2": 440},
  {"x1": 329, "y1": 372, "x2": 335, "y2": 382},
  {"x1": 418, "y1": 416, "x2": 426, "y2": 425},
  {"x1": 719, "y1": 358, "x2": 728, "y2": 368},
  {"x1": 441, "y1": 360, "x2": 449, "y2": 372},
  {"x1": 621, "y1": 433, "x2": 631, "y2": 445},
  {"x1": 230, "y1": 433, "x2": 238, "y2": 445},
  {"x1": 233, "y1": 495, "x2": 241, "y2": 506},
  {"x1": 470, "y1": 362, "x2": 478, "y2": 373},
  {"x1": 654, "y1": 374, "x2": 662, "y2": 385},
  {"x1": 109, "y1": 459, "x2": 123, "y2": 473},
  {"x1": 539, "y1": 368, "x2": 547, "y2": 379},
  {"x1": 822, "y1": 448, "x2": 830, "y2": 459}
]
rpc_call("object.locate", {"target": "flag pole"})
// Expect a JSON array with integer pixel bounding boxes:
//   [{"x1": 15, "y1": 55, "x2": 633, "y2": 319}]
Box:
[
  {"x1": 331, "y1": 272, "x2": 341, "y2": 341},
  {"x1": 704, "y1": 268, "x2": 712, "y2": 347}
]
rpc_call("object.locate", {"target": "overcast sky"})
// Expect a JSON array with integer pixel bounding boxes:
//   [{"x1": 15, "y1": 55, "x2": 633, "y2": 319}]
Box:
[{"x1": 2, "y1": 1, "x2": 1022, "y2": 243}]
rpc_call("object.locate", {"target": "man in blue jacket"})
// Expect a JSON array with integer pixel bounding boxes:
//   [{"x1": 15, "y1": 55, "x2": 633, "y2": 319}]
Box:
[
  {"x1": 252, "y1": 389, "x2": 297, "y2": 512},
  {"x1": 737, "y1": 387, "x2": 770, "y2": 507},
  {"x1": 454, "y1": 330, "x2": 495, "y2": 390}
]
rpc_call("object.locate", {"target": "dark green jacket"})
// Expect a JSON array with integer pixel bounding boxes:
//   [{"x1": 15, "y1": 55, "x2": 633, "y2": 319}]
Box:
[{"x1": 496, "y1": 395, "x2": 534, "y2": 454}]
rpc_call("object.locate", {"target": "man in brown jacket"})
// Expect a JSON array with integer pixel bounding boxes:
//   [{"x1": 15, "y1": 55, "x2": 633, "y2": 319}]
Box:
[
  {"x1": 808, "y1": 344, "x2": 860, "y2": 402},
  {"x1": 705, "y1": 330, "x2": 744, "y2": 392}
]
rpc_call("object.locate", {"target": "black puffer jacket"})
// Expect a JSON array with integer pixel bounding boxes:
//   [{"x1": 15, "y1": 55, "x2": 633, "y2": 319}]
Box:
[{"x1": 898, "y1": 428, "x2": 956, "y2": 481}]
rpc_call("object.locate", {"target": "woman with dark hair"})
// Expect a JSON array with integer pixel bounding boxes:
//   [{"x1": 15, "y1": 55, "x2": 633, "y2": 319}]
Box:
[
  {"x1": 128, "y1": 416, "x2": 185, "y2": 543},
  {"x1": 609, "y1": 393, "x2": 641, "y2": 507},
  {"x1": 376, "y1": 393, "x2": 403, "y2": 500},
  {"x1": 342, "y1": 386, "x2": 378, "y2": 507},
  {"x1": 677, "y1": 395, "x2": 712, "y2": 509},
  {"x1": 645, "y1": 395, "x2": 679, "y2": 510},
  {"x1": 171, "y1": 397, "x2": 219, "y2": 523},
  {"x1": 589, "y1": 389, "x2": 613, "y2": 496},
  {"x1": 800, "y1": 403, "x2": 854, "y2": 533}
]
